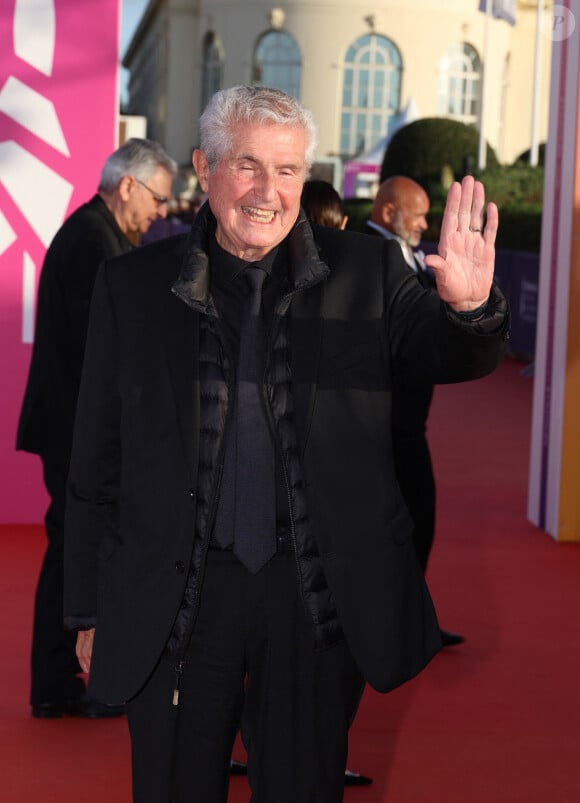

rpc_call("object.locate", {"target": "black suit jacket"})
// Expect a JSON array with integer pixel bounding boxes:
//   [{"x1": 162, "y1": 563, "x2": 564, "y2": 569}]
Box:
[
  {"x1": 364, "y1": 222, "x2": 437, "y2": 432},
  {"x1": 64, "y1": 210, "x2": 509, "y2": 702},
  {"x1": 16, "y1": 195, "x2": 133, "y2": 465}
]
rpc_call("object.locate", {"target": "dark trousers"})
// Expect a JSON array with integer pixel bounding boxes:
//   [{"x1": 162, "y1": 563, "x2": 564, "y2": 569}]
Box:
[
  {"x1": 126, "y1": 548, "x2": 363, "y2": 803},
  {"x1": 30, "y1": 461, "x2": 84, "y2": 705},
  {"x1": 393, "y1": 432, "x2": 436, "y2": 573}
]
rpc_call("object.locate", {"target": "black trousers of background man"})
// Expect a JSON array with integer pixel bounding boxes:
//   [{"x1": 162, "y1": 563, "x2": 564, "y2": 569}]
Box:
[
  {"x1": 392, "y1": 386, "x2": 436, "y2": 573},
  {"x1": 125, "y1": 548, "x2": 364, "y2": 803},
  {"x1": 31, "y1": 461, "x2": 84, "y2": 705}
]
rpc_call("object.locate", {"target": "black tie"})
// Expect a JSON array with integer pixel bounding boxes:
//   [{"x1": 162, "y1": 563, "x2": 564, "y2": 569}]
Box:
[{"x1": 214, "y1": 266, "x2": 276, "y2": 572}]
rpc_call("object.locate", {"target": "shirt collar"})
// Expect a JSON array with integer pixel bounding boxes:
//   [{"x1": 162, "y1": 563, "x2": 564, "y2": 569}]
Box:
[
  {"x1": 209, "y1": 234, "x2": 279, "y2": 287},
  {"x1": 366, "y1": 221, "x2": 416, "y2": 270}
]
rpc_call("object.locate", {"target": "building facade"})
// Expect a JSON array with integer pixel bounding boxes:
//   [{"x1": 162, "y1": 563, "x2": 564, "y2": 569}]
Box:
[{"x1": 123, "y1": 0, "x2": 552, "y2": 191}]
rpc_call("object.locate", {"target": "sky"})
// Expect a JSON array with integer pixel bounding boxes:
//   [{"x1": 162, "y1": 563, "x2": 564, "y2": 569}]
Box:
[
  {"x1": 119, "y1": 0, "x2": 149, "y2": 103},
  {"x1": 121, "y1": 0, "x2": 148, "y2": 51}
]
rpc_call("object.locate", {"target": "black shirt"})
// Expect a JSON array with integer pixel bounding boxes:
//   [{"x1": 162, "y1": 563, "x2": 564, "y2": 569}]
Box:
[
  {"x1": 208, "y1": 234, "x2": 291, "y2": 533},
  {"x1": 208, "y1": 234, "x2": 283, "y2": 356}
]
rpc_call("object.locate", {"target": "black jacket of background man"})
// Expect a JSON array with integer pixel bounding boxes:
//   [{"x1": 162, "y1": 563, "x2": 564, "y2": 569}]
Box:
[
  {"x1": 17, "y1": 195, "x2": 133, "y2": 464},
  {"x1": 64, "y1": 203, "x2": 509, "y2": 705},
  {"x1": 16, "y1": 194, "x2": 134, "y2": 708},
  {"x1": 364, "y1": 220, "x2": 439, "y2": 571}
]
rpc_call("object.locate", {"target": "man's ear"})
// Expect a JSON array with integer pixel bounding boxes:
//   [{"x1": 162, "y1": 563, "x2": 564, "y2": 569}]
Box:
[
  {"x1": 192, "y1": 150, "x2": 210, "y2": 192},
  {"x1": 118, "y1": 174, "x2": 134, "y2": 202},
  {"x1": 381, "y1": 202, "x2": 395, "y2": 226}
]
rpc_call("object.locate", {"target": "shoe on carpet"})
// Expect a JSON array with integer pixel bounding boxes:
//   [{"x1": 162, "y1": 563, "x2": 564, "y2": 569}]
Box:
[
  {"x1": 32, "y1": 694, "x2": 125, "y2": 719},
  {"x1": 345, "y1": 768, "x2": 373, "y2": 786},
  {"x1": 440, "y1": 628, "x2": 465, "y2": 647},
  {"x1": 229, "y1": 759, "x2": 248, "y2": 776}
]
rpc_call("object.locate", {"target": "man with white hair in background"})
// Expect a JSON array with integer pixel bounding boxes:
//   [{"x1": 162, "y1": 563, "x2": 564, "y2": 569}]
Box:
[{"x1": 17, "y1": 138, "x2": 177, "y2": 719}]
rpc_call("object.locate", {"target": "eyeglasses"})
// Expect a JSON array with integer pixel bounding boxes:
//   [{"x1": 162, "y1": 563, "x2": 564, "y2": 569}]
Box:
[{"x1": 134, "y1": 177, "x2": 169, "y2": 207}]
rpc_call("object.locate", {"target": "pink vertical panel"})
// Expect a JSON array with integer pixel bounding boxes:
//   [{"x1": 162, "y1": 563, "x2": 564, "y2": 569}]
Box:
[{"x1": 0, "y1": 0, "x2": 121, "y2": 522}]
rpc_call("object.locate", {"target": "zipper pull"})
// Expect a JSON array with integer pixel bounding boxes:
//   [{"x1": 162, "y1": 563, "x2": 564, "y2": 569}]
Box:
[{"x1": 172, "y1": 660, "x2": 185, "y2": 706}]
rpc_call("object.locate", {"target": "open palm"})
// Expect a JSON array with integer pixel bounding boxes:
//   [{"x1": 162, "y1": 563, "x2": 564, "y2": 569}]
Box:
[{"x1": 425, "y1": 175, "x2": 498, "y2": 312}]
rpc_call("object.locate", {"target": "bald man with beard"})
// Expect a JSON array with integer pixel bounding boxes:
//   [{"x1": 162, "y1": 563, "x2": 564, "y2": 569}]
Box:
[{"x1": 366, "y1": 176, "x2": 465, "y2": 648}]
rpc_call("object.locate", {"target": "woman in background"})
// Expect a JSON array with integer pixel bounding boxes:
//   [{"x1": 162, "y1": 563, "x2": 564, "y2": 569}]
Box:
[{"x1": 300, "y1": 178, "x2": 348, "y2": 230}]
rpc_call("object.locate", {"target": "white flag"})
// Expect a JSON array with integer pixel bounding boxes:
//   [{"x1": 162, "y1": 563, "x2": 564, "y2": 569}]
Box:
[{"x1": 478, "y1": 0, "x2": 517, "y2": 26}]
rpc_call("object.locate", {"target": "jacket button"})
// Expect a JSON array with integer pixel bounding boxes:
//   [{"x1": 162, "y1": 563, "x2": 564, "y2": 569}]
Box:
[
  {"x1": 188, "y1": 488, "x2": 195, "y2": 499},
  {"x1": 175, "y1": 561, "x2": 185, "y2": 574}
]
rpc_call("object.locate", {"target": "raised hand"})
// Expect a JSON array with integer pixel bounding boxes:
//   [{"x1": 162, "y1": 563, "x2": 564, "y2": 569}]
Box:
[{"x1": 425, "y1": 175, "x2": 498, "y2": 312}]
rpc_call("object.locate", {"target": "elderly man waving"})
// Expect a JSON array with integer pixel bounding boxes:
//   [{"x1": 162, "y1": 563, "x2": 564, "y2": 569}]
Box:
[{"x1": 65, "y1": 86, "x2": 508, "y2": 803}]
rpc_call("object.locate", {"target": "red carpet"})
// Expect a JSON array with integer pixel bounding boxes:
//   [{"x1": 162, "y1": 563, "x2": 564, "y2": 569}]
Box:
[{"x1": 1, "y1": 356, "x2": 579, "y2": 802}]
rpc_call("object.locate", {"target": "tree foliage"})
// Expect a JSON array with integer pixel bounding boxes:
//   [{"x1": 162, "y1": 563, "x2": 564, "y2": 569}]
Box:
[{"x1": 380, "y1": 117, "x2": 499, "y2": 198}]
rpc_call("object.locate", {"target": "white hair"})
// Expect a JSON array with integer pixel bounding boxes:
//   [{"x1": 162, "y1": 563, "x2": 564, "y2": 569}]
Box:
[
  {"x1": 198, "y1": 86, "x2": 318, "y2": 172},
  {"x1": 99, "y1": 138, "x2": 177, "y2": 192}
]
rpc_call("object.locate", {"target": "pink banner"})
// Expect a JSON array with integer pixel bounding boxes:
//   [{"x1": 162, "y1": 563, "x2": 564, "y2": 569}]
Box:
[{"x1": 0, "y1": 0, "x2": 121, "y2": 522}]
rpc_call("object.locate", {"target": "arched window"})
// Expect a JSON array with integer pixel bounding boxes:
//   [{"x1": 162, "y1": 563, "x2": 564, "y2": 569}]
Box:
[
  {"x1": 201, "y1": 32, "x2": 224, "y2": 111},
  {"x1": 252, "y1": 30, "x2": 301, "y2": 99},
  {"x1": 438, "y1": 43, "x2": 481, "y2": 125},
  {"x1": 340, "y1": 34, "x2": 402, "y2": 157}
]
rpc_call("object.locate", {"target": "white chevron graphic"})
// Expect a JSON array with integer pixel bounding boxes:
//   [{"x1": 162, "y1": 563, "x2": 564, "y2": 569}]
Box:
[
  {"x1": 0, "y1": 209, "x2": 17, "y2": 257},
  {"x1": 13, "y1": 0, "x2": 56, "y2": 77},
  {"x1": 0, "y1": 77, "x2": 70, "y2": 156},
  {"x1": 0, "y1": 141, "x2": 73, "y2": 248}
]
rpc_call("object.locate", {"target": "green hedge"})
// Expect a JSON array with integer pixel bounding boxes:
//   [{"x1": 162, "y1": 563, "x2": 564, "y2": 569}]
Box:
[
  {"x1": 380, "y1": 118, "x2": 499, "y2": 193},
  {"x1": 424, "y1": 164, "x2": 544, "y2": 252},
  {"x1": 344, "y1": 198, "x2": 542, "y2": 253},
  {"x1": 346, "y1": 128, "x2": 544, "y2": 252}
]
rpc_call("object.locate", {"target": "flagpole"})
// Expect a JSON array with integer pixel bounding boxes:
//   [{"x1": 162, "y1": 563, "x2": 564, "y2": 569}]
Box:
[
  {"x1": 530, "y1": 0, "x2": 544, "y2": 166},
  {"x1": 478, "y1": 0, "x2": 492, "y2": 170}
]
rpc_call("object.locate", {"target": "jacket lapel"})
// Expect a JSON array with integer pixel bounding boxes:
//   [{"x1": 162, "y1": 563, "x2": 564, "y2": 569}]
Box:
[
  {"x1": 167, "y1": 203, "x2": 330, "y2": 466},
  {"x1": 165, "y1": 287, "x2": 200, "y2": 480},
  {"x1": 282, "y1": 215, "x2": 330, "y2": 458},
  {"x1": 289, "y1": 282, "x2": 325, "y2": 458}
]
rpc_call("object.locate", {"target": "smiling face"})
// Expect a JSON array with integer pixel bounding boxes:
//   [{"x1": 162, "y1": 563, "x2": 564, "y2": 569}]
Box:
[{"x1": 192, "y1": 121, "x2": 308, "y2": 261}]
